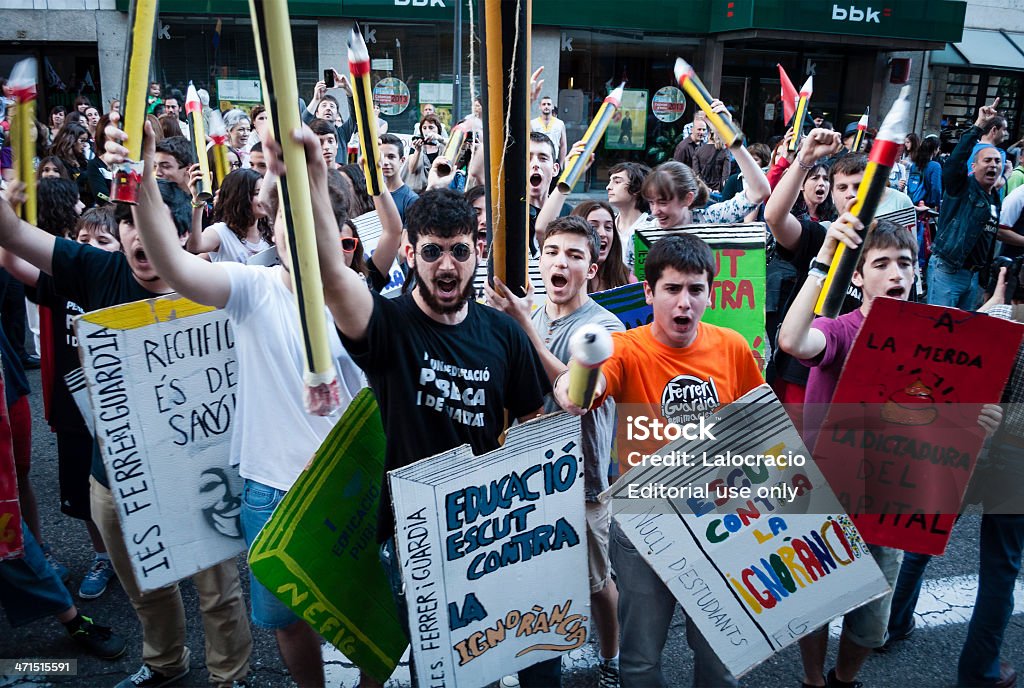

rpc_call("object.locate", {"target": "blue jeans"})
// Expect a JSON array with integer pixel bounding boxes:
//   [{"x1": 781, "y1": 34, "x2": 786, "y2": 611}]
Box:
[
  {"x1": 958, "y1": 514, "x2": 1024, "y2": 685},
  {"x1": 0, "y1": 523, "x2": 73, "y2": 627},
  {"x1": 927, "y1": 254, "x2": 980, "y2": 309},
  {"x1": 609, "y1": 520, "x2": 736, "y2": 688},
  {"x1": 887, "y1": 550, "x2": 932, "y2": 638},
  {"x1": 240, "y1": 479, "x2": 298, "y2": 630},
  {"x1": 379, "y1": 539, "x2": 562, "y2": 688}
]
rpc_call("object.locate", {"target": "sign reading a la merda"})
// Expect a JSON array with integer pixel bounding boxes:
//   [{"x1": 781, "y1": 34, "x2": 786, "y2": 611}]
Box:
[
  {"x1": 606, "y1": 385, "x2": 889, "y2": 677},
  {"x1": 75, "y1": 295, "x2": 243, "y2": 592},
  {"x1": 389, "y1": 412, "x2": 589, "y2": 687},
  {"x1": 249, "y1": 389, "x2": 407, "y2": 684}
]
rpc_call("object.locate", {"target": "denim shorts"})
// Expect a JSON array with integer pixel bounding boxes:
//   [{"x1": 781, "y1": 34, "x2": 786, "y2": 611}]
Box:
[
  {"x1": 0, "y1": 523, "x2": 74, "y2": 627},
  {"x1": 240, "y1": 479, "x2": 298, "y2": 630}
]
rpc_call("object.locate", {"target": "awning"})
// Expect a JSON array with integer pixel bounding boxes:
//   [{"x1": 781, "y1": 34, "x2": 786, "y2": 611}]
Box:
[{"x1": 931, "y1": 29, "x2": 1024, "y2": 70}]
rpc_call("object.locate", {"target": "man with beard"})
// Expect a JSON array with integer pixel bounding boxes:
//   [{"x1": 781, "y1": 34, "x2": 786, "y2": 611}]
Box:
[
  {"x1": 106, "y1": 121, "x2": 373, "y2": 688},
  {"x1": 291, "y1": 125, "x2": 554, "y2": 685},
  {"x1": 485, "y1": 215, "x2": 624, "y2": 688},
  {"x1": 0, "y1": 153, "x2": 252, "y2": 688}
]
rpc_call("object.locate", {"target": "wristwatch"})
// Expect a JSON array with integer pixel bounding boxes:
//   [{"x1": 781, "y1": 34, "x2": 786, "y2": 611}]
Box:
[{"x1": 809, "y1": 259, "x2": 830, "y2": 280}]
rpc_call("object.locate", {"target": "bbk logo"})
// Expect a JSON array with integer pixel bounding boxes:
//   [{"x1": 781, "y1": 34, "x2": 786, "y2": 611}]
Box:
[
  {"x1": 395, "y1": 0, "x2": 446, "y2": 5},
  {"x1": 661, "y1": 375, "x2": 720, "y2": 425},
  {"x1": 832, "y1": 4, "x2": 887, "y2": 23}
]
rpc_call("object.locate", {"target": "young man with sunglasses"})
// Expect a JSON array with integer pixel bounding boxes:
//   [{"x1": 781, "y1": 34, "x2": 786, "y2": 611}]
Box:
[{"x1": 282, "y1": 126, "x2": 556, "y2": 685}]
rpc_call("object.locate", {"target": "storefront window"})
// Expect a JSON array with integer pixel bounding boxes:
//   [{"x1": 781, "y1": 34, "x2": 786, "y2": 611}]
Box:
[
  {"x1": 1, "y1": 46, "x2": 102, "y2": 116},
  {"x1": 153, "y1": 18, "x2": 318, "y2": 114},
  {"x1": 942, "y1": 69, "x2": 1023, "y2": 146},
  {"x1": 557, "y1": 29, "x2": 700, "y2": 188}
]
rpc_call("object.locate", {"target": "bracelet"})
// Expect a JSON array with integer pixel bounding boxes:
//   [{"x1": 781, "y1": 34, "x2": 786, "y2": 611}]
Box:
[
  {"x1": 796, "y1": 157, "x2": 816, "y2": 171},
  {"x1": 191, "y1": 199, "x2": 205, "y2": 209},
  {"x1": 553, "y1": 369, "x2": 570, "y2": 393},
  {"x1": 809, "y1": 259, "x2": 831, "y2": 274},
  {"x1": 808, "y1": 268, "x2": 828, "y2": 281}
]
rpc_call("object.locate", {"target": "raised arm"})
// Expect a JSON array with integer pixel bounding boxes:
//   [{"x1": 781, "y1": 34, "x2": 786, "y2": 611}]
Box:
[
  {"x1": 777, "y1": 213, "x2": 863, "y2": 361},
  {"x1": 536, "y1": 140, "x2": 589, "y2": 244},
  {"x1": 0, "y1": 183, "x2": 43, "y2": 287},
  {"x1": 704, "y1": 100, "x2": 770, "y2": 204},
  {"x1": 104, "y1": 119, "x2": 231, "y2": 308},
  {"x1": 266, "y1": 128, "x2": 374, "y2": 341},
  {"x1": 764, "y1": 129, "x2": 841, "y2": 252},
  {"x1": 0, "y1": 182, "x2": 56, "y2": 280},
  {"x1": 369, "y1": 184, "x2": 402, "y2": 276}
]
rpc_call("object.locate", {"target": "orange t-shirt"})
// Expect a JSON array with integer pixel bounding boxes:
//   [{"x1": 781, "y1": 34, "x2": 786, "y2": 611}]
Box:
[{"x1": 601, "y1": 322, "x2": 764, "y2": 475}]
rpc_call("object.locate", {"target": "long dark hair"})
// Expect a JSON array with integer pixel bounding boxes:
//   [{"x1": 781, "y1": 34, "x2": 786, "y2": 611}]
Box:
[
  {"x1": 792, "y1": 163, "x2": 836, "y2": 222},
  {"x1": 339, "y1": 164, "x2": 374, "y2": 216},
  {"x1": 50, "y1": 122, "x2": 89, "y2": 171},
  {"x1": 574, "y1": 199, "x2": 631, "y2": 292},
  {"x1": 213, "y1": 169, "x2": 272, "y2": 243},
  {"x1": 344, "y1": 219, "x2": 369, "y2": 277},
  {"x1": 36, "y1": 155, "x2": 71, "y2": 181},
  {"x1": 913, "y1": 136, "x2": 939, "y2": 171},
  {"x1": 38, "y1": 178, "x2": 81, "y2": 237}
]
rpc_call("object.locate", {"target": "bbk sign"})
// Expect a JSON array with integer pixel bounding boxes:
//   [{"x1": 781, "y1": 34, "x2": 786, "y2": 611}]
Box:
[
  {"x1": 831, "y1": 4, "x2": 892, "y2": 23},
  {"x1": 394, "y1": 0, "x2": 446, "y2": 5}
]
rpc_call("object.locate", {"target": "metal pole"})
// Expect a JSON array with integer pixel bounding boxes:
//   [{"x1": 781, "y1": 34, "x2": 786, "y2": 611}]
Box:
[{"x1": 453, "y1": 0, "x2": 463, "y2": 121}]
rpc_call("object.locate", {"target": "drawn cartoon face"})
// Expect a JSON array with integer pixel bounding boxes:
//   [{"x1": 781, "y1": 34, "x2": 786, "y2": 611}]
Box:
[{"x1": 199, "y1": 468, "x2": 243, "y2": 539}]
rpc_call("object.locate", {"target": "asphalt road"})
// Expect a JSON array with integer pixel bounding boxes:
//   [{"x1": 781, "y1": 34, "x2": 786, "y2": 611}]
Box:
[{"x1": 1, "y1": 369, "x2": 1021, "y2": 688}]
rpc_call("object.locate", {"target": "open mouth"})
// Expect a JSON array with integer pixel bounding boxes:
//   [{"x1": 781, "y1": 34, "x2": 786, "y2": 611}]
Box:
[
  {"x1": 550, "y1": 274, "x2": 568, "y2": 288},
  {"x1": 530, "y1": 173, "x2": 543, "y2": 188},
  {"x1": 673, "y1": 315, "x2": 692, "y2": 327},
  {"x1": 133, "y1": 247, "x2": 149, "y2": 265},
  {"x1": 886, "y1": 286, "x2": 905, "y2": 298},
  {"x1": 814, "y1": 189, "x2": 827, "y2": 200},
  {"x1": 435, "y1": 277, "x2": 459, "y2": 298}
]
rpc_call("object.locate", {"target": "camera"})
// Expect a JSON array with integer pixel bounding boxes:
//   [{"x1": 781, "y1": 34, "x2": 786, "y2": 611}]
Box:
[{"x1": 982, "y1": 254, "x2": 1024, "y2": 301}]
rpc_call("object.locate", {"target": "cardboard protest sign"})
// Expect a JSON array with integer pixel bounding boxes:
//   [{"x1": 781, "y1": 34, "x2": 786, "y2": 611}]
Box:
[
  {"x1": 472, "y1": 258, "x2": 546, "y2": 304},
  {"x1": 352, "y1": 210, "x2": 405, "y2": 297},
  {"x1": 634, "y1": 224, "x2": 766, "y2": 366},
  {"x1": 813, "y1": 299, "x2": 1022, "y2": 555},
  {"x1": 0, "y1": 390, "x2": 24, "y2": 560},
  {"x1": 605, "y1": 384, "x2": 889, "y2": 677},
  {"x1": 389, "y1": 413, "x2": 588, "y2": 687},
  {"x1": 75, "y1": 295, "x2": 243, "y2": 591},
  {"x1": 249, "y1": 389, "x2": 407, "y2": 683},
  {"x1": 65, "y1": 368, "x2": 95, "y2": 436}
]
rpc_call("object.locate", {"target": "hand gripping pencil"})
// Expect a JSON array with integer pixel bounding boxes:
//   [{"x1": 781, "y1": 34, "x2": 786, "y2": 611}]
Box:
[
  {"x1": 110, "y1": 0, "x2": 158, "y2": 205},
  {"x1": 568, "y1": 324, "x2": 613, "y2": 410},
  {"x1": 9, "y1": 59, "x2": 37, "y2": 224},
  {"x1": 348, "y1": 28, "x2": 385, "y2": 196},
  {"x1": 557, "y1": 84, "x2": 623, "y2": 194},
  {"x1": 186, "y1": 82, "x2": 213, "y2": 202},
  {"x1": 815, "y1": 87, "x2": 912, "y2": 319},
  {"x1": 787, "y1": 76, "x2": 813, "y2": 153},
  {"x1": 852, "y1": 107, "x2": 869, "y2": 153},
  {"x1": 674, "y1": 58, "x2": 743, "y2": 149},
  {"x1": 250, "y1": 0, "x2": 340, "y2": 416},
  {"x1": 208, "y1": 109, "x2": 230, "y2": 190}
]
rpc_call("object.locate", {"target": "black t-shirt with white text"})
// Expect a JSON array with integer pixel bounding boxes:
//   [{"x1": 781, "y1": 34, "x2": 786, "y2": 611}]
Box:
[{"x1": 338, "y1": 291, "x2": 550, "y2": 542}]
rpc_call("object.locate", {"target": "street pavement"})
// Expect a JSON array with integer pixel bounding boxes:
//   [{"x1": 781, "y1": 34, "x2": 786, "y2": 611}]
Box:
[{"x1": 2, "y1": 369, "x2": 1021, "y2": 687}]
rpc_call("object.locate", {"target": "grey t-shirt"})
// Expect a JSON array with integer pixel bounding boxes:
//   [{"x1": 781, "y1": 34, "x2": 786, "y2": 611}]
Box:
[{"x1": 531, "y1": 298, "x2": 625, "y2": 500}]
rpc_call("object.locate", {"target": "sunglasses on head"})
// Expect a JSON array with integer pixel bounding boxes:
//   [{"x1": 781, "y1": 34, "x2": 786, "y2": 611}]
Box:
[
  {"x1": 418, "y1": 242, "x2": 473, "y2": 263},
  {"x1": 341, "y1": 236, "x2": 359, "y2": 253}
]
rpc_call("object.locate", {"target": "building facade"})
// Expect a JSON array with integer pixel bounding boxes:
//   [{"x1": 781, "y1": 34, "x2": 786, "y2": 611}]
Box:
[{"x1": 1, "y1": 0, "x2": 981, "y2": 182}]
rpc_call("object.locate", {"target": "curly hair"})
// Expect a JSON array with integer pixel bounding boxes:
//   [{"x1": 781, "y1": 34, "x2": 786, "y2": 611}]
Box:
[
  {"x1": 405, "y1": 187, "x2": 475, "y2": 245},
  {"x1": 213, "y1": 169, "x2": 272, "y2": 243},
  {"x1": 38, "y1": 178, "x2": 81, "y2": 237},
  {"x1": 49, "y1": 122, "x2": 89, "y2": 172}
]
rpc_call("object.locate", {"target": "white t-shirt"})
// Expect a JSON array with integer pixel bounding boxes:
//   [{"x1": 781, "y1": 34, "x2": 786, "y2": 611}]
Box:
[
  {"x1": 1000, "y1": 184, "x2": 1024, "y2": 228},
  {"x1": 222, "y1": 263, "x2": 366, "y2": 490},
  {"x1": 531, "y1": 116, "x2": 566, "y2": 158},
  {"x1": 209, "y1": 222, "x2": 271, "y2": 264}
]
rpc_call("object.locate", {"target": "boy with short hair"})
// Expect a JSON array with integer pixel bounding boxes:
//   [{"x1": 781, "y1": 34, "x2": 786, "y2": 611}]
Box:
[{"x1": 379, "y1": 133, "x2": 418, "y2": 223}]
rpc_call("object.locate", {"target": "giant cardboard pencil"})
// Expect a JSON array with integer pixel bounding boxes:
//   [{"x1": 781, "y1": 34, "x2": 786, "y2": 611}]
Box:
[
  {"x1": 815, "y1": 87, "x2": 912, "y2": 318},
  {"x1": 436, "y1": 122, "x2": 466, "y2": 178},
  {"x1": 186, "y1": 82, "x2": 213, "y2": 202},
  {"x1": 110, "y1": 0, "x2": 158, "y2": 205},
  {"x1": 852, "y1": 107, "x2": 869, "y2": 153},
  {"x1": 208, "y1": 108, "x2": 230, "y2": 190},
  {"x1": 9, "y1": 59, "x2": 37, "y2": 225},
  {"x1": 249, "y1": 0, "x2": 340, "y2": 415},
  {"x1": 557, "y1": 84, "x2": 623, "y2": 194},
  {"x1": 674, "y1": 58, "x2": 743, "y2": 149},
  {"x1": 479, "y1": 0, "x2": 531, "y2": 296},
  {"x1": 787, "y1": 76, "x2": 813, "y2": 153},
  {"x1": 348, "y1": 28, "x2": 385, "y2": 196}
]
